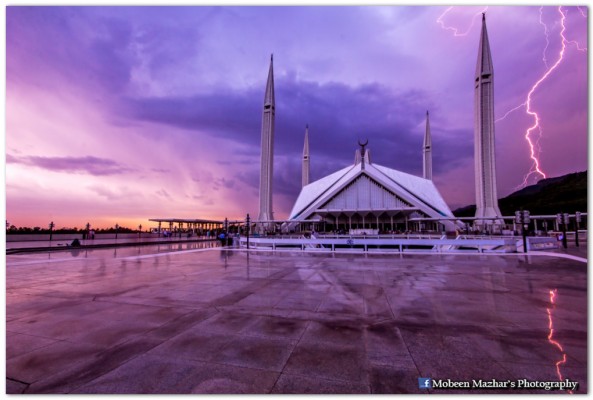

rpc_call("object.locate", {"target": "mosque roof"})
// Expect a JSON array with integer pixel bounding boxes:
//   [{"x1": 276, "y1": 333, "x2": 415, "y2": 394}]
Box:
[{"x1": 289, "y1": 155, "x2": 456, "y2": 227}]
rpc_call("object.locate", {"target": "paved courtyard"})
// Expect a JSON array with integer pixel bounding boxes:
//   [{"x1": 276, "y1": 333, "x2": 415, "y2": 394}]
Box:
[{"x1": 6, "y1": 246, "x2": 587, "y2": 394}]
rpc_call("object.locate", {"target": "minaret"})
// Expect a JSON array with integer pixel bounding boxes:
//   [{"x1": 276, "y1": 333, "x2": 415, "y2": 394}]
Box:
[
  {"x1": 423, "y1": 110, "x2": 432, "y2": 180},
  {"x1": 258, "y1": 54, "x2": 275, "y2": 225},
  {"x1": 302, "y1": 125, "x2": 310, "y2": 187},
  {"x1": 474, "y1": 14, "x2": 502, "y2": 223}
]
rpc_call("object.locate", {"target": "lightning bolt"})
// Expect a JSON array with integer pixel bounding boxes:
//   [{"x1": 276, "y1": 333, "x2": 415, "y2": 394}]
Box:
[
  {"x1": 493, "y1": 6, "x2": 587, "y2": 189},
  {"x1": 539, "y1": 6, "x2": 551, "y2": 69},
  {"x1": 546, "y1": 289, "x2": 573, "y2": 394},
  {"x1": 436, "y1": 6, "x2": 488, "y2": 36}
]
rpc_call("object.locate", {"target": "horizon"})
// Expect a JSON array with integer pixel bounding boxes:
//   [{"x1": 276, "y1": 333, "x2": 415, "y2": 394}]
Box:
[
  {"x1": 5, "y1": 168, "x2": 588, "y2": 231},
  {"x1": 6, "y1": 6, "x2": 588, "y2": 230}
]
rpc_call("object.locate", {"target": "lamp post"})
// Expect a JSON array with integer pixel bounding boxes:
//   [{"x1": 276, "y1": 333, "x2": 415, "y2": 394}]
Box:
[
  {"x1": 515, "y1": 209, "x2": 530, "y2": 253},
  {"x1": 575, "y1": 211, "x2": 581, "y2": 248},
  {"x1": 115, "y1": 223, "x2": 119, "y2": 240},
  {"x1": 556, "y1": 213, "x2": 568, "y2": 249},
  {"x1": 562, "y1": 213, "x2": 569, "y2": 249},
  {"x1": 245, "y1": 214, "x2": 251, "y2": 249},
  {"x1": 224, "y1": 217, "x2": 229, "y2": 246},
  {"x1": 49, "y1": 221, "x2": 55, "y2": 243}
]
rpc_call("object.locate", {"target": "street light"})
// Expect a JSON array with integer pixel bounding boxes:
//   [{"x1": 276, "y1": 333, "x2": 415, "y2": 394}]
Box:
[
  {"x1": 556, "y1": 213, "x2": 569, "y2": 249},
  {"x1": 515, "y1": 209, "x2": 530, "y2": 253},
  {"x1": 245, "y1": 213, "x2": 251, "y2": 249},
  {"x1": 49, "y1": 221, "x2": 55, "y2": 242},
  {"x1": 575, "y1": 211, "x2": 581, "y2": 248},
  {"x1": 224, "y1": 217, "x2": 229, "y2": 246},
  {"x1": 115, "y1": 223, "x2": 119, "y2": 240}
]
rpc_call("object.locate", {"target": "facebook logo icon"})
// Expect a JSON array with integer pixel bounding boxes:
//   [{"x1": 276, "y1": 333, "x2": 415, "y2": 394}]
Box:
[{"x1": 418, "y1": 378, "x2": 431, "y2": 389}]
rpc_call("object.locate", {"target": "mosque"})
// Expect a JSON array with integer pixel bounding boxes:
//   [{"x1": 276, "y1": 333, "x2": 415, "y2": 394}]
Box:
[{"x1": 256, "y1": 14, "x2": 501, "y2": 234}]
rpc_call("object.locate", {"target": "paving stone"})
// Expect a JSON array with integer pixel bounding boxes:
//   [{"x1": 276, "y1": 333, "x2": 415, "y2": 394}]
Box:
[
  {"x1": 6, "y1": 379, "x2": 29, "y2": 394},
  {"x1": 271, "y1": 373, "x2": 370, "y2": 394},
  {"x1": 211, "y1": 334, "x2": 296, "y2": 371},
  {"x1": 282, "y1": 340, "x2": 368, "y2": 383},
  {"x1": 6, "y1": 332, "x2": 60, "y2": 360},
  {"x1": 7, "y1": 341, "x2": 103, "y2": 384},
  {"x1": 74, "y1": 354, "x2": 280, "y2": 394},
  {"x1": 369, "y1": 363, "x2": 421, "y2": 394}
]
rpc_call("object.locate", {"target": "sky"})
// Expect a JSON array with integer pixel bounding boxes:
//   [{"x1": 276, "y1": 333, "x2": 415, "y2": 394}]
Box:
[{"x1": 5, "y1": 5, "x2": 588, "y2": 229}]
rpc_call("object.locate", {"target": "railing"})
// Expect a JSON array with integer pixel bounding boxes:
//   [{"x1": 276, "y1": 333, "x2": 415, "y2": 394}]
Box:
[
  {"x1": 314, "y1": 233, "x2": 444, "y2": 240},
  {"x1": 238, "y1": 236, "x2": 517, "y2": 253}
]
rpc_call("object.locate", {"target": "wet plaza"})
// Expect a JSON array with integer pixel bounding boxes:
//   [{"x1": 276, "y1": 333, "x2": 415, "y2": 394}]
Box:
[{"x1": 5, "y1": 245, "x2": 588, "y2": 394}]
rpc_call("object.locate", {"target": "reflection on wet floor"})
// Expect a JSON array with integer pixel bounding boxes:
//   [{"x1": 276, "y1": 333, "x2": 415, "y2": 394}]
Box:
[
  {"x1": 5, "y1": 247, "x2": 587, "y2": 394},
  {"x1": 7, "y1": 241, "x2": 220, "y2": 265},
  {"x1": 546, "y1": 289, "x2": 573, "y2": 394}
]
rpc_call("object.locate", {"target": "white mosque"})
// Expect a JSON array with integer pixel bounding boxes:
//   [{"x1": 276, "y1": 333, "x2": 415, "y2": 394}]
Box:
[{"x1": 256, "y1": 14, "x2": 501, "y2": 234}]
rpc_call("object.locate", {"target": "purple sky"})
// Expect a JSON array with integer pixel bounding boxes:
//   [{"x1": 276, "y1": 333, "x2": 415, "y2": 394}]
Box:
[{"x1": 6, "y1": 6, "x2": 588, "y2": 229}]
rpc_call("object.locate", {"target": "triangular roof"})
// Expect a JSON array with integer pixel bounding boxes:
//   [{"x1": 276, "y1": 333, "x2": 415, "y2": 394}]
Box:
[
  {"x1": 290, "y1": 165, "x2": 355, "y2": 219},
  {"x1": 289, "y1": 160, "x2": 457, "y2": 229}
]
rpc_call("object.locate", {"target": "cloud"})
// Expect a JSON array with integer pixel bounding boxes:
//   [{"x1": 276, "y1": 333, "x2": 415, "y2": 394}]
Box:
[
  {"x1": 214, "y1": 177, "x2": 236, "y2": 189},
  {"x1": 155, "y1": 189, "x2": 172, "y2": 199},
  {"x1": 124, "y1": 75, "x2": 478, "y2": 208},
  {"x1": 151, "y1": 168, "x2": 171, "y2": 174},
  {"x1": 7, "y1": 7, "x2": 135, "y2": 97},
  {"x1": 86, "y1": 185, "x2": 144, "y2": 201},
  {"x1": 123, "y1": 76, "x2": 473, "y2": 173},
  {"x1": 7, "y1": 154, "x2": 134, "y2": 176}
]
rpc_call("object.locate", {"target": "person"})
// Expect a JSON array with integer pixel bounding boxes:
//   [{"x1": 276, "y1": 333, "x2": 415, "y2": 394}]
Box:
[{"x1": 71, "y1": 238, "x2": 81, "y2": 247}]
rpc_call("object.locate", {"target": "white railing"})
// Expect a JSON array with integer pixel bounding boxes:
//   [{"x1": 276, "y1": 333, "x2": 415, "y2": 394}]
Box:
[{"x1": 238, "y1": 236, "x2": 517, "y2": 253}]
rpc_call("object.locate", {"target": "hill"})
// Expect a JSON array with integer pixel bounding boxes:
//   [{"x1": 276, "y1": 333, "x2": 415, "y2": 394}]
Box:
[{"x1": 453, "y1": 171, "x2": 587, "y2": 217}]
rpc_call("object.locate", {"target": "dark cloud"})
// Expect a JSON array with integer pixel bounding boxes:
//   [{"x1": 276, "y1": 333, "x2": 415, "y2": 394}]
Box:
[
  {"x1": 214, "y1": 178, "x2": 236, "y2": 189},
  {"x1": 125, "y1": 74, "x2": 474, "y2": 167},
  {"x1": 123, "y1": 88, "x2": 260, "y2": 141},
  {"x1": 7, "y1": 154, "x2": 133, "y2": 176},
  {"x1": 7, "y1": 7, "x2": 135, "y2": 96},
  {"x1": 234, "y1": 169, "x2": 259, "y2": 192},
  {"x1": 155, "y1": 189, "x2": 172, "y2": 199},
  {"x1": 125, "y1": 75, "x2": 474, "y2": 204}
]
